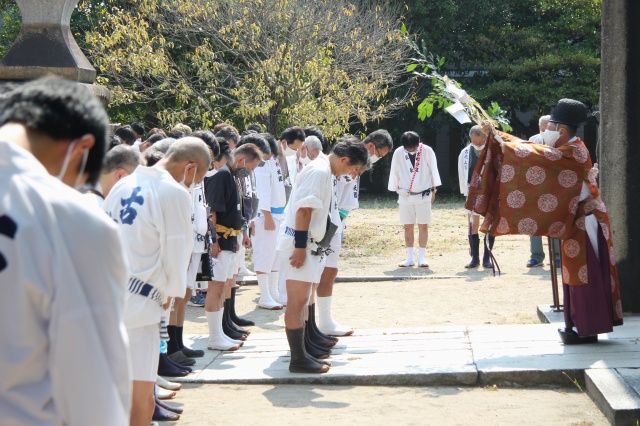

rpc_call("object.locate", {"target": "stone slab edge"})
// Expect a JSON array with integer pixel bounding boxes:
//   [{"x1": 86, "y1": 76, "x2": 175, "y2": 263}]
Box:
[
  {"x1": 585, "y1": 369, "x2": 640, "y2": 426},
  {"x1": 478, "y1": 369, "x2": 584, "y2": 388},
  {"x1": 237, "y1": 275, "x2": 463, "y2": 285},
  {"x1": 172, "y1": 371, "x2": 478, "y2": 387}
]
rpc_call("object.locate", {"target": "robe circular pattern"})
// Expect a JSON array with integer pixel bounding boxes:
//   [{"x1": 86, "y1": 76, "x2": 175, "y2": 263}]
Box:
[
  {"x1": 537, "y1": 194, "x2": 558, "y2": 213},
  {"x1": 526, "y1": 166, "x2": 546, "y2": 185},
  {"x1": 549, "y1": 221, "x2": 566, "y2": 238},
  {"x1": 558, "y1": 170, "x2": 578, "y2": 188},
  {"x1": 507, "y1": 190, "x2": 526, "y2": 209},
  {"x1": 517, "y1": 218, "x2": 538, "y2": 235}
]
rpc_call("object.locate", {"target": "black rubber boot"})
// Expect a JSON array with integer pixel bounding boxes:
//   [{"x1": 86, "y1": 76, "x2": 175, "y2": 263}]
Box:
[
  {"x1": 304, "y1": 321, "x2": 331, "y2": 359},
  {"x1": 224, "y1": 299, "x2": 250, "y2": 335},
  {"x1": 286, "y1": 327, "x2": 330, "y2": 373},
  {"x1": 222, "y1": 304, "x2": 247, "y2": 341},
  {"x1": 483, "y1": 235, "x2": 495, "y2": 268},
  {"x1": 465, "y1": 234, "x2": 480, "y2": 268},
  {"x1": 229, "y1": 287, "x2": 255, "y2": 326},
  {"x1": 307, "y1": 304, "x2": 338, "y2": 348}
]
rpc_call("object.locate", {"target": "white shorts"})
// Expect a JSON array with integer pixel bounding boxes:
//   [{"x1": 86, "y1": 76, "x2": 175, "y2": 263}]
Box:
[
  {"x1": 252, "y1": 215, "x2": 282, "y2": 272},
  {"x1": 278, "y1": 249, "x2": 325, "y2": 284},
  {"x1": 186, "y1": 253, "x2": 201, "y2": 290},
  {"x1": 323, "y1": 231, "x2": 342, "y2": 269},
  {"x1": 127, "y1": 324, "x2": 160, "y2": 382},
  {"x1": 464, "y1": 197, "x2": 479, "y2": 216},
  {"x1": 212, "y1": 250, "x2": 238, "y2": 282},
  {"x1": 399, "y1": 202, "x2": 432, "y2": 225}
]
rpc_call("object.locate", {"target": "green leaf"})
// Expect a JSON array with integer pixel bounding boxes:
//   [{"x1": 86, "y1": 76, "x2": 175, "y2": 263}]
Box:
[
  {"x1": 401, "y1": 23, "x2": 407, "y2": 35},
  {"x1": 438, "y1": 57, "x2": 445, "y2": 67},
  {"x1": 406, "y1": 63, "x2": 418, "y2": 72}
]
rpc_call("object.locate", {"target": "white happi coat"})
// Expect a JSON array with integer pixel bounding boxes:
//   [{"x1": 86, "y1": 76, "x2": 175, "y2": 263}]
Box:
[
  {"x1": 255, "y1": 156, "x2": 287, "y2": 214},
  {"x1": 457, "y1": 144, "x2": 473, "y2": 197},
  {"x1": 0, "y1": 141, "x2": 131, "y2": 425},
  {"x1": 192, "y1": 182, "x2": 208, "y2": 254},
  {"x1": 277, "y1": 154, "x2": 335, "y2": 250},
  {"x1": 104, "y1": 166, "x2": 193, "y2": 329},
  {"x1": 388, "y1": 143, "x2": 441, "y2": 204}
]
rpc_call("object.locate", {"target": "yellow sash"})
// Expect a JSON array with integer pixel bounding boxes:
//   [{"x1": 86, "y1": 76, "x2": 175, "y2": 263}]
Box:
[{"x1": 215, "y1": 224, "x2": 242, "y2": 239}]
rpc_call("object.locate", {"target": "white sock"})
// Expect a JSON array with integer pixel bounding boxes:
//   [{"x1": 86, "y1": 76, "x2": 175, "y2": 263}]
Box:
[
  {"x1": 257, "y1": 273, "x2": 281, "y2": 308},
  {"x1": 317, "y1": 296, "x2": 353, "y2": 335},
  {"x1": 206, "y1": 310, "x2": 240, "y2": 350},
  {"x1": 269, "y1": 271, "x2": 281, "y2": 302},
  {"x1": 418, "y1": 247, "x2": 426, "y2": 260},
  {"x1": 406, "y1": 247, "x2": 415, "y2": 261}
]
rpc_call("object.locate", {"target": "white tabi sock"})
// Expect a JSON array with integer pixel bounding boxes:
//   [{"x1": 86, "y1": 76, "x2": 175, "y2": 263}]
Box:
[
  {"x1": 269, "y1": 271, "x2": 282, "y2": 303},
  {"x1": 206, "y1": 310, "x2": 241, "y2": 350},
  {"x1": 257, "y1": 273, "x2": 282, "y2": 309},
  {"x1": 317, "y1": 296, "x2": 353, "y2": 336},
  {"x1": 418, "y1": 247, "x2": 427, "y2": 263},
  {"x1": 400, "y1": 247, "x2": 415, "y2": 266}
]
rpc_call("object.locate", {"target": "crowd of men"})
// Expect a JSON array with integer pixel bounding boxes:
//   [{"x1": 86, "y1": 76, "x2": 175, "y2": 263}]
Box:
[
  {"x1": 1, "y1": 76, "x2": 623, "y2": 426},
  {"x1": 0, "y1": 77, "x2": 394, "y2": 426}
]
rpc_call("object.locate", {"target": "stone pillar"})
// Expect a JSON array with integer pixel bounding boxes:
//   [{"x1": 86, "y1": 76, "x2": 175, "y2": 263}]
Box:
[
  {"x1": 599, "y1": 0, "x2": 640, "y2": 312},
  {"x1": 0, "y1": 0, "x2": 108, "y2": 104}
]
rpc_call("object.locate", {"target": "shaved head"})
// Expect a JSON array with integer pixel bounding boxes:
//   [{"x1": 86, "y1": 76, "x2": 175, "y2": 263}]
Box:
[{"x1": 166, "y1": 137, "x2": 212, "y2": 171}]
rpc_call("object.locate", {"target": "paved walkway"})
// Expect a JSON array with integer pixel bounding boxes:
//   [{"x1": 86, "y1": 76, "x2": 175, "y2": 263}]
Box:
[{"x1": 176, "y1": 317, "x2": 640, "y2": 389}]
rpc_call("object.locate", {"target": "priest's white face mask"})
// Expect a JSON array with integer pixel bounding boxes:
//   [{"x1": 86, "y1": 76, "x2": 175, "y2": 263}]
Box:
[
  {"x1": 542, "y1": 123, "x2": 561, "y2": 147},
  {"x1": 282, "y1": 141, "x2": 297, "y2": 157}
]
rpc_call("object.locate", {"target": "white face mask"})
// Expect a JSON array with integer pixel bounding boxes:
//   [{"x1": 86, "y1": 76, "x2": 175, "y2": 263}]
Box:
[
  {"x1": 56, "y1": 140, "x2": 89, "y2": 189},
  {"x1": 542, "y1": 129, "x2": 561, "y2": 147},
  {"x1": 299, "y1": 155, "x2": 311, "y2": 166},
  {"x1": 472, "y1": 144, "x2": 485, "y2": 152},
  {"x1": 179, "y1": 164, "x2": 197, "y2": 192},
  {"x1": 370, "y1": 154, "x2": 380, "y2": 164},
  {"x1": 205, "y1": 169, "x2": 217, "y2": 177},
  {"x1": 283, "y1": 142, "x2": 297, "y2": 157}
]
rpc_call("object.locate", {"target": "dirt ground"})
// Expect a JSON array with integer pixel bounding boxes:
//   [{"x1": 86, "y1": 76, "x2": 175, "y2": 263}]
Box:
[
  {"x1": 185, "y1": 194, "x2": 561, "y2": 333},
  {"x1": 175, "y1": 195, "x2": 610, "y2": 426}
]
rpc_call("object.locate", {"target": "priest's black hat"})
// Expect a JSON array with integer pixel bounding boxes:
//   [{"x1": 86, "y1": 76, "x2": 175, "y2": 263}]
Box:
[{"x1": 549, "y1": 99, "x2": 590, "y2": 126}]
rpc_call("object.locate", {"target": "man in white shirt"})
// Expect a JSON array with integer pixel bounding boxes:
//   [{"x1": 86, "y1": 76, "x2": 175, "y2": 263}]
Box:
[
  {"x1": 277, "y1": 136, "x2": 369, "y2": 373},
  {"x1": 0, "y1": 77, "x2": 132, "y2": 426},
  {"x1": 388, "y1": 131, "x2": 442, "y2": 267},
  {"x1": 84, "y1": 144, "x2": 141, "y2": 206},
  {"x1": 253, "y1": 134, "x2": 288, "y2": 309},
  {"x1": 104, "y1": 137, "x2": 210, "y2": 426},
  {"x1": 458, "y1": 125, "x2": 496, "y2": 269},
  {"x1": 527, "y1": 115, "x2": 556, "y2": 268},
  {"x1": 315, "y1": 130, "x2": 393, "y2": 338}
]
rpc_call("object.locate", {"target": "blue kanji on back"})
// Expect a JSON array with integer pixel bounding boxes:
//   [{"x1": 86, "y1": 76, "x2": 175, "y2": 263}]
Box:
[
  {"x1": 0, "y1": 215, "x2": 17, "y2": 272},
  {"x1": 119, "y1": 187, "x2": 144, "y2": 225}
]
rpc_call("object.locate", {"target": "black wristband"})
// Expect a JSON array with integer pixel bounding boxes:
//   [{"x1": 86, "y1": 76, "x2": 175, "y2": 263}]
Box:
[{"x1": 294, "y1": 230, "x2": 308, "y2": 248}]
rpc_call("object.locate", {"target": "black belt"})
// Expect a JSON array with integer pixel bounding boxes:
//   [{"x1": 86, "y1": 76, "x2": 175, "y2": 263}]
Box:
[{"x1": 409, "y1": 188, "x2": 433, "y2": 197}]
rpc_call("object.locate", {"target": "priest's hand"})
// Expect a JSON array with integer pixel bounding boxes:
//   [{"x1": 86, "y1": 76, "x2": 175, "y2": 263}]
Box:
[
  {"x1": 431, "y1": 191, "x2": 436, "y2": 203},
  {"x1": 289, "y1": 248, "x2": 307, "y2": 268}
]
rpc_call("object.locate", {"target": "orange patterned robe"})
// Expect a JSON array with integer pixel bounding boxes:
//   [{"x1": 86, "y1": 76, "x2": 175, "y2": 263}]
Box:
[{"x1": 466, "y1": 133, "x2": 623, "y2": 335}]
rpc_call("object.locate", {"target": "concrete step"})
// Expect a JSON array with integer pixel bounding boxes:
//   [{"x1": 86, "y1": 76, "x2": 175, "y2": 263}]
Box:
[{"x1": 586, "y1": 368, "x2": 640, "y2": 426}]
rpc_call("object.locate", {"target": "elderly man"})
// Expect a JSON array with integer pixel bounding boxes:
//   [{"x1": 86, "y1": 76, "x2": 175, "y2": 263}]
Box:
[
  {"x1": 458, "y1": 125, "x2": 495, "y2": 268},
  {"x1": 468, "y1": 99, "x2": 623, "y2": 344},
  {"x1": 277, "y1": 136, "x2": 369, "y2": 373},
  {"x1": 0, "y1": 77, "x2": 131, "y2": 425},
  {"x1": 85, "y1": 144, "x2": 141, "y2": 206},
  {"x1": 527, "y1": 115, "x2": 559, "y2": 268},
  {"x1": 104, "y1": 137, "x2": 211, "y2": 426}
]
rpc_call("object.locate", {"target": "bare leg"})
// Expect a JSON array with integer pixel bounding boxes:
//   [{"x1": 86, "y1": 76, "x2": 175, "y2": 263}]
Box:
[
  {"x1": 284, "y1": 280, "x2": 313, "y2": 329},
  {"x1": 403, "y1": 224, "x2": 415, "y2": 247},
  {"x1": 130, "y1": 380, "x2": 155, "y2": 426},
  {"x1": 418, "y1": 224, "x2": 428, "y2": 248},
  {"x1": 205, "y1": 280, "x2": 225, "y2": 312},
  {"x1": 317, "y1": 266, "x2": 338, "y2": 297}
]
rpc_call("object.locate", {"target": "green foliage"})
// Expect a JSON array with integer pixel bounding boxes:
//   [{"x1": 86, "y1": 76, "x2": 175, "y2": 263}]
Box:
[
  {"x1": 0, "y1": 1, "x2": 21, "y2": 59},
  {"x1": 401, "y1": 0, "x2": 601, "y2": 133},
  {"x1": 406, "y1": 36, "x2": 513, "y2": 131},
  {"x1": 80, "y1": 0, "x2": 416, "y2": 136}
]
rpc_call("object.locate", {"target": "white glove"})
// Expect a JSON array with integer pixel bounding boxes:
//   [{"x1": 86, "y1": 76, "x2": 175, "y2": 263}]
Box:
[{"x1": 397, "y1": 188, "x2": 409, "y2": 196}]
